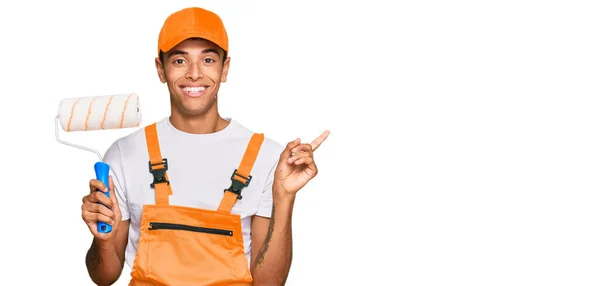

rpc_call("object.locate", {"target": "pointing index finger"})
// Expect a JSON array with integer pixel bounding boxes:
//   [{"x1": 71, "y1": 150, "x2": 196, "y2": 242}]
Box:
[{"x1": 311, "y1": 130, "x2": 330, "y2": 151}]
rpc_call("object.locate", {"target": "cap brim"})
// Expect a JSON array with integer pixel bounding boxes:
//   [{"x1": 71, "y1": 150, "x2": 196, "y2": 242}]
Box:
[{"x1": 160, "y1": 32, "x2": 227, "y2": 55}]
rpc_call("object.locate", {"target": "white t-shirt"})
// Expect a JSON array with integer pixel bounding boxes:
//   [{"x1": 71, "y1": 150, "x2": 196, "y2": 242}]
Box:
[{"x1": 102, "y1": 117, "x2": 284, "y2": 269}]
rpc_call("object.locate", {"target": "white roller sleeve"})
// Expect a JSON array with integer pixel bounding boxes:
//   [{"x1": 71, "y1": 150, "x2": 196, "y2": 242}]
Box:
[{"x1": 58, "y1": 93, "x2": 141, "y2": 132}]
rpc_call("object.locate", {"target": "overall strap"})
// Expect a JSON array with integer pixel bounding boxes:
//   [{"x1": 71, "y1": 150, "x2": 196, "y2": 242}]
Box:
[
  {"x1": 217, "y1": 133, "x2": 265, "y2": 213},
  {"x1": 145, "y1": 123, "x2": 172, "y2": 206}
]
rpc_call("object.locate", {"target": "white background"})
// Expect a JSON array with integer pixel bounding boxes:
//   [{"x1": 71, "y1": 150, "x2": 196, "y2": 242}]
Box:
[{"x1": 1, "y1": 0, "x2": 599, "y2": 285}]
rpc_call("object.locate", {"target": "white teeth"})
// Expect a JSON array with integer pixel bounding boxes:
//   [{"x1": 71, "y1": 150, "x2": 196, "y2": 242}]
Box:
[{"x1": 183, "y1": 86, "x2": 206, "y2": 93}]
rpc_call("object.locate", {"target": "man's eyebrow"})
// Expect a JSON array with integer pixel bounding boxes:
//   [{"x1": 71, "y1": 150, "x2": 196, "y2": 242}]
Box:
[
  {"x1": 202, "y1": 48, "x2": 220, "y2": 55},
  {"x1": 167, "y1": 49, "x2": 220, "y2": 58},
  {"x1": 167, "y1": 50, "x2": 187, "y2": 58}
]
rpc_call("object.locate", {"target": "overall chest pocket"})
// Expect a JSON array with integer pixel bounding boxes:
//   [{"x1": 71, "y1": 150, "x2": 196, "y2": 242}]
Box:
[
  {"x1": 142, "y1": 207, "x2": 247, "y2": 284},
  {"x1": 148, "y1": 221, "x2": 234, "y2": 237}
]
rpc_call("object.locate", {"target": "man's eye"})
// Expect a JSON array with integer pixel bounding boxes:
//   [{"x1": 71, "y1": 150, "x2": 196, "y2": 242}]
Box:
[
  {"x1": 174, "y1": 59, "x2": 184, "y2": 64},
  {"x1": 204, "y1": 58, "x2": 215, "y2": 63}
]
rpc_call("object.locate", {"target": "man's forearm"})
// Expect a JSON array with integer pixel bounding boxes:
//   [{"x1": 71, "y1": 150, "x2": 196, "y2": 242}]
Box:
[
  {"x1": 86, "y1": 239, "x2": 123, "y2": 286},
  {"x1": 252, "y1": 193, "x2": 295, "y2": 285}
]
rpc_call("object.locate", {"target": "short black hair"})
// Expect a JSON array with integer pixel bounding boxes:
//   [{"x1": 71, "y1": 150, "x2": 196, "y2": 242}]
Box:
[{"x1": 159, "y1": 38, "x2": 227, "y2": 65}]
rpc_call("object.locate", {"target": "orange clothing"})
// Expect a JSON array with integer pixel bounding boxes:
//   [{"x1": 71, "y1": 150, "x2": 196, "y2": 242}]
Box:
[{"x1": 128, "y1": 122, "x2": 264, "y2": 285}]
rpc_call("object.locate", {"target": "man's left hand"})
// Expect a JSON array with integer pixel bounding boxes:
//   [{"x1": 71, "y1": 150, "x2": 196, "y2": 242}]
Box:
[{"x1": 273, "y1": 130, "x2": 330, "y2": 199}]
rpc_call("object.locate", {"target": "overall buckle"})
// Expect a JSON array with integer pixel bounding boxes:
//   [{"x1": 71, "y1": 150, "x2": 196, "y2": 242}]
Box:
[
  {"x1": 149, "y1": 158, "x2": 169, "y2": 188},
  {"x1": 225, "y1": 169, "x2": 252, "y2": 200}
]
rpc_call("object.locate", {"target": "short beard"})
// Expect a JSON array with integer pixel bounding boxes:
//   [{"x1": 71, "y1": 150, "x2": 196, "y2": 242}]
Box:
[{"x1": 170, "y1": 92, "x2": 217, "y2": 117}]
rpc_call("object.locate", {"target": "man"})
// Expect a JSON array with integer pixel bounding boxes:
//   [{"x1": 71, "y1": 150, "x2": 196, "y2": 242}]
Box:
[{"x1": 80, "y1": 7, "x2": 329, "y2": 286}]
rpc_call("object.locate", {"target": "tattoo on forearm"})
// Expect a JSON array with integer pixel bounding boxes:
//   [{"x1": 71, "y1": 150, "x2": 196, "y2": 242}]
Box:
[
  {"x1": 255, "y1": 204, "x2": 276, "y2": 268},
  {"x1": 86, "y1": 241, "x2": 101, "y2": 271}
]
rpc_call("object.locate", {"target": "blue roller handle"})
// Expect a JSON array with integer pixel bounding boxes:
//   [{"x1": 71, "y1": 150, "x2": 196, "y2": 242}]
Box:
[{"x1": 94, "y1": 162, "x2": 112, "y2": 233}]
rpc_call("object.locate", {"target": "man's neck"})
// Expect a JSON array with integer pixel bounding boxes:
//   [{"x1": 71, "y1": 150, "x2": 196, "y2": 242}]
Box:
[{"x1": 169, "y1": 111, "x2": 229, "y2": 134}]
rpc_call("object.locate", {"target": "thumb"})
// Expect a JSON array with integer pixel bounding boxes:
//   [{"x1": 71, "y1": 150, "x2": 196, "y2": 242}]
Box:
[{"x1": 280, "y1": 138, "x2": 300, "y2": 162}]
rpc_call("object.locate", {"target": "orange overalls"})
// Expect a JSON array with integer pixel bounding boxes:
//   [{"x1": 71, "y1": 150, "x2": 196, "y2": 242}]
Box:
[{"x1": 128, "y1": 122, "x2": 264, "y2": 286}]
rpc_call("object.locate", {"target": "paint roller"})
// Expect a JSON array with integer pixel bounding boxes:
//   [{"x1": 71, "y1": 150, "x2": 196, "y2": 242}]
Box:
[{"x1": 55, "y1": 93, "x2": 142, "y2": 233}]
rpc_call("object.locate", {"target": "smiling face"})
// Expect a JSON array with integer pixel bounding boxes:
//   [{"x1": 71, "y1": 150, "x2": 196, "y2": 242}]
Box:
[{"x1": 155, "y1": 38, "x2": 230, "y2": 118}]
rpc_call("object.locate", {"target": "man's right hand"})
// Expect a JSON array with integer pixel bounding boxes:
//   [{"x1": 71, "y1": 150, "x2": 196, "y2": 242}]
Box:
[
  {"x1": 82, "y1": 175, "x2": 128, "y2": 285},
  {"x1": 82, "y1": 175, "x2": 122, "y2": 242}
]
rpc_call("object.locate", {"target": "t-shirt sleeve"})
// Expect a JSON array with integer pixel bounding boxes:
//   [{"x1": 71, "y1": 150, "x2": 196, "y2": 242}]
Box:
[
  {"x1": 102, "y1": 140, "x2": 130, "y2": 221},
  {"x1": 255, "y1": 159, "x2": 278, "y2": 218}
]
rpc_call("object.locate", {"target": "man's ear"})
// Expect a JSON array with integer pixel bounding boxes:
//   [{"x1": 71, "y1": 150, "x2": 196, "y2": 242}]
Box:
[
  {"x1": 155, "y1": 57, "x2": 166, "y2": 83},
  {"x1": 220, "y1": 57, "x2": 231, "y2": 83}
]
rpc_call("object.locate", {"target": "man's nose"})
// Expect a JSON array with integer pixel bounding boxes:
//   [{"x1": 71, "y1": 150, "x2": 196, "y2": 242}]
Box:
[{"x1": 186, "y1": 62, "x2": 204, "y2": 80}]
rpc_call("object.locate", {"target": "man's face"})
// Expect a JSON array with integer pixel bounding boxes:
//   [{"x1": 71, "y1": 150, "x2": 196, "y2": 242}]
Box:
[{"x1": 155, "y1": 38, "x2": 230, "y2": 117}]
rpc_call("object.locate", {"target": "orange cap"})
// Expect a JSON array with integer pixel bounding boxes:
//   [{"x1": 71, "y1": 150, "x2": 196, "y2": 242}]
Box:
[{"x1": 157, "y1": 7, "x2": 228, "y2": 57}]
